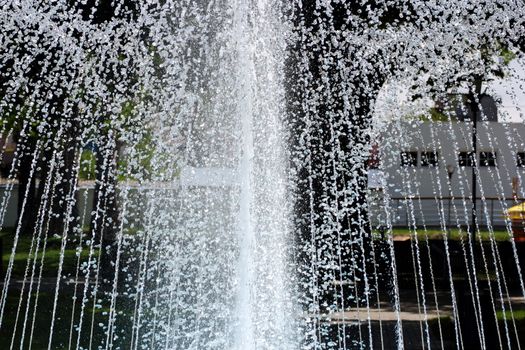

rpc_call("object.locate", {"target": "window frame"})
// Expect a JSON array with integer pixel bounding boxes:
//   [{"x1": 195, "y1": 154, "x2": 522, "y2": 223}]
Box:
[
  {"x1": 400, "y1": 151, "x2": 418, "y2": 167},
  {"x1": 479, "y1": 151, "x2": 497, "y2": 167},
  {"x1": 458, "y1": 151, "x2": 474, "y2": 167},
  {"x1": 420, "y1": 151, "x2": 439, "y2": 167},
  {"x1": 517, "y1": 152, "x2": 525, "y2": 168}
]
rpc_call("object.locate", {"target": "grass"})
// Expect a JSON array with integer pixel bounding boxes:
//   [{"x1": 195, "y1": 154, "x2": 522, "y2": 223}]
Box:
[
  {"x1": 0, "y1": 286, "x2": 123, "y2": 349},
  {"x1": 373, "y1": 227, "x2": 512, "y2": 241},
  {"x1": 0, "y1": 230, "x2": 132, "y2": 349},
  {"x1": 0, "y1": 229, "x2": 97, "y2": 278},
  {"x1": 1, "y1": 228, "x2": 522, "y2": 347},
  {"x1": 496, "y1": 309, "x2": 525, "y2": 321}
]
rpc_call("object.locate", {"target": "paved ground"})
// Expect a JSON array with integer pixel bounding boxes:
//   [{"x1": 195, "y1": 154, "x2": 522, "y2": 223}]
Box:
[
  {"x1": 2, "y1": 277, "x2": 524, "y2": 349},
  {"x1": 314, "y1": 289, "x2": 525, "y2": 349}
]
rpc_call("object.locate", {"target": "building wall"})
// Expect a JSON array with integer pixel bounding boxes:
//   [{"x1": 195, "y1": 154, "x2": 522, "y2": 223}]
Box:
[{"x1": 372, "y1": 121, "x2": 525, "y2": 228}]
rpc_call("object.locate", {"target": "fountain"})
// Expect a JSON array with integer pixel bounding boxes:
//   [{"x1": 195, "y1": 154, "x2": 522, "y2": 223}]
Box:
[{"x1": 0, "y1": 0, "x2": 524, "y2": 349}]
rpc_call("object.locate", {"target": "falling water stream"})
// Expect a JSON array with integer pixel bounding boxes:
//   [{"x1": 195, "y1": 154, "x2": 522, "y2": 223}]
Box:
[{"x1": 1, "y1": 1, "x2": 525, "y2": 349}]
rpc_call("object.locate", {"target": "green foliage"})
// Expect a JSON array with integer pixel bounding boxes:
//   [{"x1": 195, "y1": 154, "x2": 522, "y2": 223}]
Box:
[
  {"x1": 428, "y1": 107, "x2": 449, "y2": 121},
  {"x1": 117, "y1": 130, "x2": 155, "y2": 182},
  {"x1": 0, "y1": 230, "x2": 96, "y2": 277},
  {"x1": 417, "y1": 107, "x2": 449, "y2": 122},
  {"x1": 120, "y1": 100, "x2": 136, "y2": 120},
  {"x1": 500, "y1": 46, "x2": 517, "y2": 66},
  {"x1": 78, "y1": 149, "x2": 96, "y2": 180},
  {"x1": 496, "y1": 309, "x2": 525, "y2": 321},
  {"x1": 372, "y1": 227, "x2": 512, "y2": 241}
]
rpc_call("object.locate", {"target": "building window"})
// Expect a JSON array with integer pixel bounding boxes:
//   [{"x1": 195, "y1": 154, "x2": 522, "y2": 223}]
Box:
[
  {"x1": 479, "y1": 151, "x2": 496, "y2": 167},
  {"x1": 421, "y1": 151, "x2": 438, "y2": 167},
  {"x1": 400, "y1": 151, "x2": 418, "y2": 167},
  {"x1": 517, "y1": 152, "x2": 525, "y2": 168},
  {"x1": 458, "y1": 152, "x2": 474, "y2": 167}
]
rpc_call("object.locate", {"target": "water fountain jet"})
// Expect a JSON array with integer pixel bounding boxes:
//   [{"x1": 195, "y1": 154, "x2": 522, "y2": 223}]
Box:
[{"x1": 0, "y1": 1, "x2": 524, "y2": 349}]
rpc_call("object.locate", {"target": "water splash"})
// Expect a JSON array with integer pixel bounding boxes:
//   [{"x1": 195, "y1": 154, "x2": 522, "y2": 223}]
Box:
[{"x1": 0, "y1": 1, "x2": 524, "y2": 349}]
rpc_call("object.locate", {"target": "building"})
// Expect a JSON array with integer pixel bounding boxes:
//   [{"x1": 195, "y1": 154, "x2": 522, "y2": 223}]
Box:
[{"x1": 369, "y1": 120, "x2": 525, "y2": 228}]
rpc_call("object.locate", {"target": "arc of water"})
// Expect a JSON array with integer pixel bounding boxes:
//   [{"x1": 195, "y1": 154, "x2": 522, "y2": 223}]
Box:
[
  {"x1": 129, "y1": 190, "x2": 157, "y2": 350},
  {"x1": 426, "y1": 122, "x2": 483, "y2": 349},
  {"x1": 103, "y1": 128, "x2": 146, "y2": 349},
  {"x1": 73, "y1": 143, "x2": 114, "y2": 350},
  {"x1": 104, "y1": 184, "x2": 131, "y2": 350},
  {"x1": 47, "y1": 128, "x2": 83, "y2": 350},
  {"x1": 488, "y1": 122, "x2": 525, "y2": 349},
  {"x1": 16, "y1": 134, "x2": 64, "y2": 349},
  {"x1": 26, "y1": 146, "x2": 62, "y2": 350},
  {"x1": 400, "y1": 172, "x2": 432, "y2": 350},
  {"x1": 453, "y1": 120, "x2": 504, "y2": 349},
  {"x1": 469, "y1": 118, "x2": 521, "y2": 349},
  {"x1": 66, "y1": 150, "x2": 94, "y2": 350},
  {"x1": 379, "y1": 177, "x2": 405, "y2": 349},
  {"x1": 394, "y1": 122, "x2": 436, "y2": 349},
  {"x1": 427, "y1": 120, "x2": 480, "y2": 349},
  {"x1": 0, "y1": 140, "x2": 42, "y2": 329},
  {"x1": 410, "y1": 125, "x2": 447, "y2": 350}
]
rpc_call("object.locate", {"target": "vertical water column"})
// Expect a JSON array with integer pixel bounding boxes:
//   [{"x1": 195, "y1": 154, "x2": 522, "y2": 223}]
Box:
[
  {"x1": 232, "y1": 0, "x2": 295, "y2": 348},
  {"x1": 233, "y1": 0, "x2": 256, "y2": 347}
]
